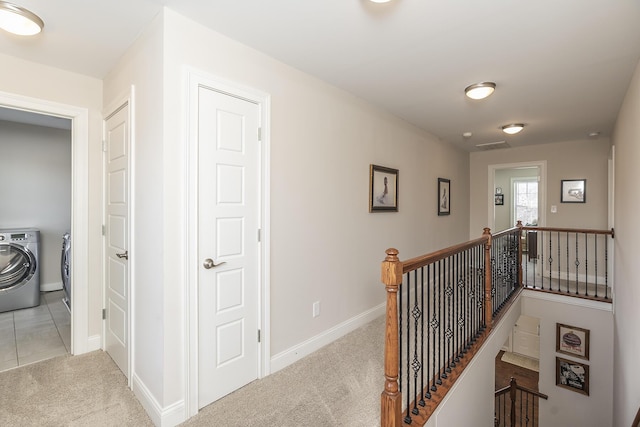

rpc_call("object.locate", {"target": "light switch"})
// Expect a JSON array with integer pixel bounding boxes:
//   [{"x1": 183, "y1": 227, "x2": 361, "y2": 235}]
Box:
[{"x1": 551, "y1": 205, "x2": 557, "y2": 213}]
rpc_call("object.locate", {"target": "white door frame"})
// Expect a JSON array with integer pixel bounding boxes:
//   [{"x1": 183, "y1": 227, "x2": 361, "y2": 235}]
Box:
[
  {"x1": 184, "y1": 68, "x2": 271, "y2": 417},
  {"x1": 102, "y1": 88, "x2": 135, "y2": 385},
  {"x1": 488, "y1": 160, "x2": 547, "y2": 231},
  {"x1": 0, "y1": 90, "x2": 91, "y2": 355}
]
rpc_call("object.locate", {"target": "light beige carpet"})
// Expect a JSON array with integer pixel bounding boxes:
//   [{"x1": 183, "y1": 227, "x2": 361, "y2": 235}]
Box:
[
  {"x1": 501, "y1": 351, "x2": 539, "y2": 372},
  {"x1": 0, "y1": 315, "x2": 385, "y2": 427},
  {"x1": 0, "y1": 350, "x2": 152, "y2": 426}
]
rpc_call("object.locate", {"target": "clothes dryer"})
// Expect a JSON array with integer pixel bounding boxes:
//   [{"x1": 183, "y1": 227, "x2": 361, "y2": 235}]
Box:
[
  {"x1": 0, "y1": 228, "x2": 40, "y2": 313},
  {"x1": 61, "y1": 232, "x2": 71, "y2": 310}
]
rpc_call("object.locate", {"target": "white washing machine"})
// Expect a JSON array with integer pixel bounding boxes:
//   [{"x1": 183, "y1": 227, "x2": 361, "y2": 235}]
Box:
[{"x1": 0, "y1": 228, "x2": 40, "y2": 313}]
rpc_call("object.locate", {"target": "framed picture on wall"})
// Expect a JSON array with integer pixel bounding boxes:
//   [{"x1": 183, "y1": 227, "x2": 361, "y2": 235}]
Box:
[
  {"x1": 561, "y1": 179, "x2": 586, "y2": 203},
  {"x1": 556, "y1": 357, "x2": 589, "y2": 396},
  {"x1": 495, "y1": 194, "x2": 504, "y2": 205},
  {"x1": 556, "y1": 323, "x2": 590, "y2": 360},
  {"x1": 369, "y1": 164, "x2": 398, "y2": 212},
  {"x1": 438, "y1": 178, "x2": 450, "y2": 216}
]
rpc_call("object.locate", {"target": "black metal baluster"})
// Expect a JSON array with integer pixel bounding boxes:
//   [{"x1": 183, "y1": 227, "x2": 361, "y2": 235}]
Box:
[
  {"x1": 436, "y1": 259, "x2": 443, "y2": 386},
  {"x1": 557, "y1": 231, "x2": 561, "y2": 293},
  {"x1": 430, "y1": 261, "x2": 438, "y2": 392},
  {"x1": 418, "y1": 267, "x2": 425, "y2": 407},
  {"x1": 425, "y1": 264, "x2": 432, "y2": 400},
  {"x1": 594, "y1": 235, "x2": 599, "y2": 298},
  {"x1": 575, "y1": 232, "x2": 580, "y2": 294},
  {"x1": 445, "y1": 257, "x2": 453, "y2": 375},
  {"x1": 566, "y1": 233, "x2": 570, "y2": 293},
  {"x1": 540, "y1": 231, "x2": 545, "y2": 290},
  {"x1": 403, "y1": 272, "x2": 411, "y2": 424},
  {"x1": 410, "y1": 269, "x2": 421, "y2": 416},
  {"x1": 584, "y1": 233, "x2": 589, "y2": 297},
  {"x1": 441, "y1": 258, "x2": 449, "y2": 380},
  {"x1": 548, "y1": 231, "x2": 553, "y2": 288},
  {"x1": 399, "y1": 274, "x2": 403, "y2": 395},
  {"x1": 605, "y1": 236, "x2": 609, "y2": 299}
]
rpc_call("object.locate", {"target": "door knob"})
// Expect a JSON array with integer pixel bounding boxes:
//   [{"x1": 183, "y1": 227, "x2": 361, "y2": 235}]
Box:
[
  {"x1": 116, "y1": 250, "x2": 128, "y2": 260},
  {"x1": 203, "y1": 258, "x2": 226, "y2": 269}
]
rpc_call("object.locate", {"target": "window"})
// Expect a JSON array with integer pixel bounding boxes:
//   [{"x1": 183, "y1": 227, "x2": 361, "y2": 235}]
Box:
[{"x1": 513, "y1": 178, "x2": 538, "y2": 226}]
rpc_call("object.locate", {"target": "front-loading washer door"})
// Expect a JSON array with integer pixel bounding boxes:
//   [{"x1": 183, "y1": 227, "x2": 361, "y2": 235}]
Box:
[{"x1": 0, "y1": 243, "x2": 36, "y2": 291}]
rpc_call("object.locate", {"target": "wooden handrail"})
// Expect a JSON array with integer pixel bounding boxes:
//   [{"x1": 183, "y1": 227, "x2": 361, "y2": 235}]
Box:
[
  {"x1": 632, "y1": 406, "x2": 640, "y2": 427},
  {"x1": 495, "y1": 378, "x2": 549, "y2": 400},
  {"x1": 402, "y1": 235, "x2": 489, "y2": 273},
  {"x1": 519, "y1": 224, "x2": 614, "y2": 237}
]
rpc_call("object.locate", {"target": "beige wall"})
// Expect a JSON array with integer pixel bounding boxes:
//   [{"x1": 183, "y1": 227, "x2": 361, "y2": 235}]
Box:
[
  {"x1": 611, "y1": 59, "x2": 640, "y2": 426},
  {"x1": 104, "y1": 7, "x2": 471, "y2": 418},
  {"x1": 103, "y1": 13, "x2": 166, "y2": 407},
  {"x1": 470, "y1": 139, "x2": 611, "y2": 237},
  {"x1": 0, "y1": 53, "x2": 104, "y2": 341}
]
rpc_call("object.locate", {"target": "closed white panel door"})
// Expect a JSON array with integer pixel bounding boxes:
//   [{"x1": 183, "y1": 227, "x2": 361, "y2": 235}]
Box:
[
  {"x1": 198, "y1": 87, "x2": 260, "y2": 408},
  {"x1": 104, "y1": 104, "x2": 129, "y2": 377}
]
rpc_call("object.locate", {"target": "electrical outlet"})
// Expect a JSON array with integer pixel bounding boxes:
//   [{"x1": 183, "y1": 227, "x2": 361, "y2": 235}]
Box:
[{"x1": 313, "y1": 301, "x2": 320, "y2": 318}]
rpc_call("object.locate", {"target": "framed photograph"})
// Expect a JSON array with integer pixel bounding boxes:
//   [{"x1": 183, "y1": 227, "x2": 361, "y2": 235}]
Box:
[
  {"x1": 495, "y1": 194, "x2": 504, "y2": 205},
  {"x1": 369, "y1": 164, "x2": 398, "y2": 212},
  {"x1": 561, "y1": 179, "x2": 586, "y2": 203},
  {"x1": 556, "y1": 323, "x2": 590, "y2": 360},
  {"x1": 438, "y1": 178, "x2": 450, "y2": 216},
  {"x1": 556, "y1": 357, "x2": 589, "y2": 396}
]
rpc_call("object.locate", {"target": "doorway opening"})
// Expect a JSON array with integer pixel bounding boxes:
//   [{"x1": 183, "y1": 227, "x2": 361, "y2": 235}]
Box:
[{"x1": 0, "y1": 91, "x2": 92, "y2": 357}]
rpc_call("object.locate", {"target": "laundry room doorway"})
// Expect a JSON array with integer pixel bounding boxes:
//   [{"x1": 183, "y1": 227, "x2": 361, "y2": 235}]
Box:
[{"x1": 0, "y1": 91, "x2": 91, "y2": 356}]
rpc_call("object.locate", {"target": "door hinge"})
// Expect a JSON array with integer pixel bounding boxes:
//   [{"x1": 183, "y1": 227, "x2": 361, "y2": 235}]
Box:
[
  {"x1": 257, "y1": 127, "x2": 262, "y2": 141},
  {"x1": 102, "y1": 225, "x2": 105, "y2": 236},
  {"x1": 102, "y1": 308, "x2": 106, "y2": 320},
  {"x1": 102, "y1": 140, "x2": 107, "y2": 152},
  {"x1": 258, "y1": 329, "x2": 261, "y2": 343},
  {"x1": 257, "y1": 229, "x2": 261, "y2": 242}
]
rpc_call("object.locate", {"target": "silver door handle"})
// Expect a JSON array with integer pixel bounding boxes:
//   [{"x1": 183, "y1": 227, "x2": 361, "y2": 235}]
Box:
[
  {"x1": 116, "y1": 251, "x2": 128, "y2": 260},
  {"x1": 203, "y1": 258, "x2": 226, "y2": 269}
]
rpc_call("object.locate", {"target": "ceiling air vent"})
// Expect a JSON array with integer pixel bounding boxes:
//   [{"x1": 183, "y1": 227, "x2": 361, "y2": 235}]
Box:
[{"x1": 475, "y1": 141, "x2": 510, "y2": 150}]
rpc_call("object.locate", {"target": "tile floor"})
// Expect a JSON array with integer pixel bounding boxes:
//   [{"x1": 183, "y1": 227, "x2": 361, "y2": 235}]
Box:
[{"x1": 0, "y1": 290, "x2": 70, "y2": 372}]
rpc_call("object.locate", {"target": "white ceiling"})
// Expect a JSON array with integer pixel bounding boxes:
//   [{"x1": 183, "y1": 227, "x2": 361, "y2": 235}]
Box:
[{"x1": 1, "y1": 0, "x2": 639, "y2": 151}]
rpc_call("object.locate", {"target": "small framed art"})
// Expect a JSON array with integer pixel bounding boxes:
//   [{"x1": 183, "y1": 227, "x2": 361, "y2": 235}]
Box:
[
  {"x1": 495, "y1": 194, "x2": 504, "y2": 205},
  {"x1": 561, "y1": 179, "x2": 586, "y2": 203},
  {"x1": 369, "y1": 164, "x2": 398, "y2": 212},
  {"x1": 556, "y1": 357, "x2": 589, "y2": 396},
  {"x1": 438, "y1": 178, "x2": 450, "y2": 216},
  {"x1": 556, "y1": 323, "x2": 590, "y2": 360}
]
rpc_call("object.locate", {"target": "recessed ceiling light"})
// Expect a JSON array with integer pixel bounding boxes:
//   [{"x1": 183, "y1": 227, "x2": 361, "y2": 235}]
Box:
[
  {"x1": 464, "y1": 82, "x2": 496, "y2": 100},
  {"x1": 369, "y1": 0, "x2": 393, "y2": 3},
  {"x1": 0, "y1": 1, "x2": 44, "y2": 36},
  {"x1": 588, "y1": 131, "x2": 600, "y2": 138},
  {"x1": 502, "y1": 123, "x2": 525, "y2": 135},
  {"x1": 462, "y1": 132, "x2": 473, "y2": 139}
]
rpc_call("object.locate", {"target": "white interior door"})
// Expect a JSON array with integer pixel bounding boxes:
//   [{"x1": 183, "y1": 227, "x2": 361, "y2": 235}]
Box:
[
  {"x1": 198, "y1": 86, "x2": 260, "y2": 408},
  {"x1": 104, "y1": 103, "x2": 130, "y2": 378}
]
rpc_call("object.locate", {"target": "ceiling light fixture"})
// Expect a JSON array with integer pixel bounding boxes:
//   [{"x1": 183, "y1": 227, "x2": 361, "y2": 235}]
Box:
[
  {"x1": 464, "y1": 82, "x2": 496, "y2": 100},
  {"x1": 369, "y1": 0, "x2": 393, "y2": 3},
  {"x1": 502, "y1": 123, "x2": 525, "y2": 135},
  {"x1": 0, "y1": 1, "x2": 44, "y2": 36}
]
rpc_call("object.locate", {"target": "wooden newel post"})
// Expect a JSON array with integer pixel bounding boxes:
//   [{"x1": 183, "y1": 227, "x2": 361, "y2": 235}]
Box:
[
  {"x1": 509, "y1": 377, "x2": 517, "y2": 427},
  {"x1": 483, "y1": 228, "x2": 493, "y2": 328},
  {"x1": 381, "y1": 248, "x2": 402, "y2": 427},
  {"x1": 516, "y1": 220, "x2": 523, "y2": 286}
]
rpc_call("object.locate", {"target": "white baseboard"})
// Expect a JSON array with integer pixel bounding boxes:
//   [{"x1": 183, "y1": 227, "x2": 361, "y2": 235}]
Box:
[
  {"x1": 86, "y1": 334, "x2": 102, "y2": 352},
  {"x1": 270, "y1": 302, "x2": 385, "y2": 374},
  {"x1": 132, "y1": 373, "x2": 186, "y2": 427},
  {"x1": 41, "y1": 281, "x2": 63, "y2": 292}
]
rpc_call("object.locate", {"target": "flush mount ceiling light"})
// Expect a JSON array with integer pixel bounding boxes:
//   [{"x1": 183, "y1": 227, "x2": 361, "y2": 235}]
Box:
[
  {"x1": 464, "y1": 82, "x2": 496, "y2": 100},
  {"x1": 502, "y1": 123, "x2": 525, "y2": 135},
  {"x1": 369, "y1": 0, "x2": 393, "y2": 3},
  {"x1": 0, "y1": 1, "x2": 44, "y2": 36}
]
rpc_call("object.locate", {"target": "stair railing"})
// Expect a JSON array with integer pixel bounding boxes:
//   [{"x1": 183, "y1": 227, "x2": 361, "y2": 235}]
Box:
[
  {"x1": 380, "y1": 227, "x2": 522, "y2": 426},
  {"x1": 494, "y1": 377, "x2": 548, "y2": 427}
]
